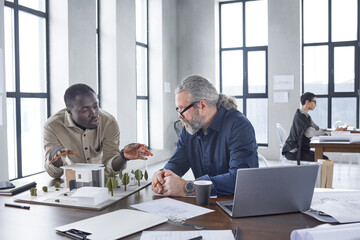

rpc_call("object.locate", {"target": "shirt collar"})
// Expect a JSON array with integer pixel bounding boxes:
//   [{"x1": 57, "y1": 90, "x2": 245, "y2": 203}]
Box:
[
  {"x1": 199, "y1": 106, "x2": 226, "y2": 135},
  {"x1": 299, "y1": 108, "x2": 310, "y2": 118},
  {"x1": 64, "y1": 109, "x2": 76, "y2": 128}
]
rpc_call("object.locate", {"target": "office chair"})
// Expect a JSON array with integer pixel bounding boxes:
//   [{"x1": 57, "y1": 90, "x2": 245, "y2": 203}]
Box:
[
  {"x1": 275, "y1": 123, "x2": 288, "y2": 164},
  {"x1": 258, "y1": 153, "x2": 269, "y2": 167},
  {"x1": 275, "y1": 123, "x2": 315, "y2": 165},
  {"x1": 173, "y1": 120, "x2": 184, "y2": 138}
]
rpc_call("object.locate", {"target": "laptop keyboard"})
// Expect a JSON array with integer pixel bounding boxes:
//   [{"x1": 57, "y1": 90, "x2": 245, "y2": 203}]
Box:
[{"x1": 224, "y1": 204, "x2": 233, "y2": 212}]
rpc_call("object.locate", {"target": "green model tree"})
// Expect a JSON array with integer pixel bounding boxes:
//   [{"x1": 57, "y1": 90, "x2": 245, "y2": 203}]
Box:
[
  {"x1": 54, "y1": 182, "x2": 61, "y2": 188},
  {"x1": 30, "y1": 187, "x2": 37, "y2": 196},
  {"x1": 106, "y1": 170, "x2": 118, "y2": 196},
  {"x1": 122, "y1": 172, "x2": 130, "y2": 191},
  {"x1": 42, "y1": 186, "x2": 48, "y2": 192},
  {"x1": 144, "y1": 169, "x2": 148, "y2": 181},
  {"x1": 134, "y1": 169, "x2": 143, "y2": 186}
]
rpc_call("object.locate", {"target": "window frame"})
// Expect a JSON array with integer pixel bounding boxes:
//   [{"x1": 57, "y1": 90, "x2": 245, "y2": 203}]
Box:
[
  {"x1": 135, "y1": 0, "x2": 150, "y2": 146},
  {"x1": 219, "y1": 0, "x2": 269, "y2": 146},
  {"x1": 5, "y1": 0, "x2": 50, "y2": 179},
  {"x1": 301, "y1": 0, "x2": 360, "y2": 128}
]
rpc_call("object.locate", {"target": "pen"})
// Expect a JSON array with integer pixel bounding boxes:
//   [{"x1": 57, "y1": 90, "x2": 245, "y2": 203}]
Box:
[
  {"x1": 153, "y1": 171, "x2": 165, "y2": 188},
  {"x1": 139, "y1": 144, "x2": 153, "y2": 156},
  {"x1": 188, "y1": 236, "x2": 202, "y2": 240},
  {"x1": 49, "y1": 149, "x2": 79, "y2": 165},
  {"x1": 234, "y1": 227, "x2": 240, "y2": 240},
  {"x1": 4, "y1": 203, "x2": 30, "y2": 210}
]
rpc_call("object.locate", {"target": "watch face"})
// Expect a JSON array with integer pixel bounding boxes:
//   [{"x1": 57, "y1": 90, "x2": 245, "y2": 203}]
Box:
[{"x1": 186, "y1": 181, "x2": 194, "y2": 193}]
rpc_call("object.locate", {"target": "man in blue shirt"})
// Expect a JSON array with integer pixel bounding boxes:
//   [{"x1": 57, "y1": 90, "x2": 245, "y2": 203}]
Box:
[{"x1": 152, "y1": 75, "x2": 258, "y2": 196}]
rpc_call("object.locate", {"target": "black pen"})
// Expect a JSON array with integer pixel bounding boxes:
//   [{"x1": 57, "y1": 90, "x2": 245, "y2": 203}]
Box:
[
  {"x1": 4, "y1": 203, "x2": 30, "y2": 210},
  {"x1": 188, "y1": 236, "x2": 202, "y2": 240}
]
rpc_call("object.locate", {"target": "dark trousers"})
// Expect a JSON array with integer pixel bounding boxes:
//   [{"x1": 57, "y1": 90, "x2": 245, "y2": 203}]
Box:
[{"x1": 284, "y1": 150, "x2": 328, "y2": 162}]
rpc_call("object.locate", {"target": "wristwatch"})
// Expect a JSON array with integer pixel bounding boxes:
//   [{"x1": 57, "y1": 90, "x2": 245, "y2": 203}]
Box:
[
  {"x1": 185, "y1": 181, "x2": 194, "y2": 194},
  {"x1": 120, "y1": 149, "x2": 130, "y2": 161}
]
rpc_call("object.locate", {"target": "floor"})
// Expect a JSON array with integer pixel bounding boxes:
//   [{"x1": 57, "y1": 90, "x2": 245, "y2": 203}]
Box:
[{"x1": 147, "y1": 155, "x2": 360, "y2": 191}]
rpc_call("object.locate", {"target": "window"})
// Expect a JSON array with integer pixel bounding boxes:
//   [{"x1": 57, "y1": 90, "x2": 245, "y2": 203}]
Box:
[
  {"x1": 96, "y1": 0, "x2": 101, "y2": 104},
  {"x1": 219, "y1": 0, "x2": 268, "y2": 145},
  {"x1": 302, "y1": 0, "x2": 359, "y2": 128},
  {"x1": 135, "y1": 0, "x2": 149, "y2": 145},
  {"x1": 5, "y1": 0, "x2": 49, "y2": 179}
]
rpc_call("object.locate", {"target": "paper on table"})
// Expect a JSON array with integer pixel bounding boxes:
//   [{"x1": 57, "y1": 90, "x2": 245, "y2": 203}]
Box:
[
  {"x1": 291, "y1": 223, "x2": 360, "y2": 240},
  {"x1": 310, "y1": 191, "x2": 360, "y2": 223},
  {"x1": 141, "y1": 230, "x2": 235, "y2": 240},
  {"x1": 131, "y1": 197, "x2": 214, "y2": 220}
]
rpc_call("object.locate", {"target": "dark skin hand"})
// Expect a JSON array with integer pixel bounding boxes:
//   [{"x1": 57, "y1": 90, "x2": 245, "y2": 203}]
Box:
[
  {"x1": 112, "y1": 143, "x2": 150, "y2": 171},
  {"x1": 49, "y1": 143, "x2": 150, "y2": 170}
]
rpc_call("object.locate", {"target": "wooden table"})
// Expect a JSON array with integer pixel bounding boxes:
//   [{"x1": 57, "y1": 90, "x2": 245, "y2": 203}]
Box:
[
  {"x1": 0, "y1": 172, "x2": 325, "y2": 240},
  {"x1": 310, "y1": 140, "x2": 360, "y2": 161}
]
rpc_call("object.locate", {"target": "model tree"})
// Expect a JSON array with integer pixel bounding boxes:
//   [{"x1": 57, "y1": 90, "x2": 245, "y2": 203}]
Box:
[
  {"x1": 30, "y1": 187, "x2": 37, "y2": 196},
  {"x1": 106, "y1": 170, "x2": 118, "y2": 196},
  {"x1": 122, "y1": 172, "x2": 130, "y2": 191},
  {"x1": 134, "y1": 169, "x2": 143, "y2": 186},
  {"x1": 144, "y1": 169, "x2": 148, "y2": 181}
]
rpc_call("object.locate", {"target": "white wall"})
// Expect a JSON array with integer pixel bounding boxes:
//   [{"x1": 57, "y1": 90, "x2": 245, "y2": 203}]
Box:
[
  {"x1": 264, "y1": 0, "x2": 302, "y2": 160},
  {"x1": 177, "y1": 0, "x2": 217, "y2": 84},
  {"x1": 49, "y1": 0, "x2": 97, "y2": 114}
]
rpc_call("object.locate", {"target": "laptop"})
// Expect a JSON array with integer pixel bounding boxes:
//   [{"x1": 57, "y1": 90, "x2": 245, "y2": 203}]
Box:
[{"x1": 217, "y1": 164, "x2": 319, "y2": 217}]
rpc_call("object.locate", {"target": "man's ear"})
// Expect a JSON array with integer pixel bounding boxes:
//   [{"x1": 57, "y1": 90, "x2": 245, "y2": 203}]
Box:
[
  {"x1": 66, "y1": 108, "x2": 72, "y2": 115},
  {"x1": 198, "y1": 100, "x2": 207, "y2": 111}
]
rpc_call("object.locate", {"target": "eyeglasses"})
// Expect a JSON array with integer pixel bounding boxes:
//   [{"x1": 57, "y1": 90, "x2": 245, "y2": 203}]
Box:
[{"x1": 176, "y1": 102, "x2": 196, "y2": 118}]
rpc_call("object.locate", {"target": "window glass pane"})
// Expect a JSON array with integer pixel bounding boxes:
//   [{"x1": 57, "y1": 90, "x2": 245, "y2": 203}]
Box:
[
  {"x1": 7, "y1": 98, "x2": 17, "y2": 179},
  {"x1": 245, "y1": 0, "x2": 268, "y2": 47},
  {"x1": 303, "y1": 0, "x2": 328, "y2": 43},
  {"x1": 331, "y1": 98, "x2": 357, "y2": 128},
  {"x1": 137, "y1": 99, "x2": 148, "y2": 145},
  {"x1": 304, "y1": 46, "x2": 328, "y2": 94},
  {"x1": 136, "y1": 0, "x2": 147, "y2": 44},
  {"x1": 246, "y1": 98, "x2": 268, "y2": 144},
  {"x1": 308, "y1": 98, "x2": 328, "y2": 129},
  {"x1": 4, "y1": 7, "x2": 15, "y2": 92},
  {"x1": 332, "y1": 0, "x2": 357, "y2": 42},
  {"x1": 221, "y1": 2, "x2": 242, "y2": 48},
  {"x1": 235, "y1": 98, "x2": 243, "y2": 113},
  {"x1": 19, "y1": 11, "x2": 46, "y2": 93},
  {"x1": 334, "y1": 46, "x2": 354, "y2": 92},
  {"x1": 18, "y1": 0, "x2": 45, "y2": 12},
  {"x1": 248, "y1": 51, "x2": 266, "y2": 93},
  {"x1": 221, "y1": 50, "x2": 243, "y2": 96},
  {"x1": 21, "y1": 98, "x2": 47, "y2": 176},
  {"x1": 136, "y1": 46, "x2": 148, "y2": 96}
]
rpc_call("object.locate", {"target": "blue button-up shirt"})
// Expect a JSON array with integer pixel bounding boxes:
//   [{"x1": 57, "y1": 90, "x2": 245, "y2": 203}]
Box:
[{"x1": 165, "y1": 106, "x2": 258, "y2": 196}]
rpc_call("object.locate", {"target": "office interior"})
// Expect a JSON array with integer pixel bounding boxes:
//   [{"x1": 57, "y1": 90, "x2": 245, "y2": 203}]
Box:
[{"x1": 0, "y1": 0, "x2": 359, "y2": 190}]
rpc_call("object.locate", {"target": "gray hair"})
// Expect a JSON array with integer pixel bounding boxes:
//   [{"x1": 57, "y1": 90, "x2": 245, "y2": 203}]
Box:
[{"x1": 175, "y1": 75, "x2": 237, "y2": 110}]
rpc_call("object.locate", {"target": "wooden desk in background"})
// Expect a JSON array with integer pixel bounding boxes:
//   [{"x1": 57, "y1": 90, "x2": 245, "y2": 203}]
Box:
[
  {"x1": 310, "y1": 140, "x2": 360, "y2": 162},
  {"x1": 0, "y1": 172, "x2": 324, "y2": 240}
]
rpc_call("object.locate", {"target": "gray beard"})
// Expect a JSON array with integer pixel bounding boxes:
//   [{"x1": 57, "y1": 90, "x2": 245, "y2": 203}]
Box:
[{"x1": 184, "y1": 109, "x2": 204, "y2": 135}]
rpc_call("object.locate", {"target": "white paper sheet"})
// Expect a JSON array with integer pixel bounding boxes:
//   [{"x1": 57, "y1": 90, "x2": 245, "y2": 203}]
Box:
[
  {"x1": 164, "y1": 82, "x2": 171, "y2": 93},
  {"x1": 273, "y1": 75, "x2": 294, "y2": 90},
  {"x1": 273, "y1": 91, "x2": 288, "y2": 103},
  {"x1": 141, "y1": 230, "x2": 235, "y2": 240},
  {"x1": 310, "y1": 191, "x2": 360, "y2": 223},
  {"x1": 130, "y1": 197, "x2": 214, "y2": 220},
  {"x1": 291, "y1": 223, "x2": 360, "y2": 240}
]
